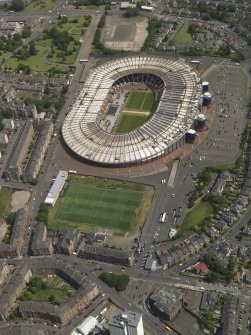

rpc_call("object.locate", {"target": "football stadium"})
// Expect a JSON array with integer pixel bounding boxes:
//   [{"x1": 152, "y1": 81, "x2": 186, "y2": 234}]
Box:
[{"x1": 62, "y1": 56, "x2": 201, "y2": 167}]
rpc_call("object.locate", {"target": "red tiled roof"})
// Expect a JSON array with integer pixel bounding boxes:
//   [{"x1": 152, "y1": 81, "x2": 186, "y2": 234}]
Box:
[{"x1": 192, "y1": 262, "x2": 209, "y2": 273}]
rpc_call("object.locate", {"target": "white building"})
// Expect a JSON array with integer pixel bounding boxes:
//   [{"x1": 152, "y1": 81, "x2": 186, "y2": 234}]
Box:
[
  {"x1": 71, "y1": 316, "x2": 98, "y2": 335},
  {"x1": 0, "y1": 132, "x2": 8, "y2": 144},
  {"x1": 109, "y1": 311, "x2": 144, "y2": 335},
  {"x1": 44, "y1": 170, "x2": 68, "y2": 207},
  {"x1": 120, "y1": 2, "x2": 136, "y2": 9}
]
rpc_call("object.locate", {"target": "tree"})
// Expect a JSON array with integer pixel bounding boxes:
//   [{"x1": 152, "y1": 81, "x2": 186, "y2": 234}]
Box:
[
  {"x1": 49, "y1": 295, "x2": 56, "y2": 303},
  {"x1": 99, "y1": 272, "x2": 130, "y2": 292},
  {"x1": 10, "y1": 0, "x2": 25, "y2": 11},
  {"x1": 199, "y1": 311, "x2": 214, "y2": 332},
  {"x1": 16, "y1": 63, "x2": 31, "y2": 74},
  {"x1": 206, "y1": 271, "x2": 219, "y2": 283},
  {"x1": 29, "y1": 41, "x2": 37, "y2": 56},
  {"x1": 21, "y1": 27, "x2": 31, "y2": 38}
]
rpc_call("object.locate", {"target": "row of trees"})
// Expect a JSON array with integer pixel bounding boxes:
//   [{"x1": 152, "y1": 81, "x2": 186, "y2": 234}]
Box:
[
  {"x1": 142, "y1": 19, "x2": 163, "y2": 50},
  {"x1": 183, "y1": 43, "x2": 231, "y2": 58},
  {"x1": 69, "y1": 0, "x2": 109, "y2": 6},
  {"x1": 123, "y1": 7, "x2": 140, "y2": 18},
  {"x1": 92, "y1": 14, "x2": 125, "y2": 56},
  {"x1": 2, "y1": 211, "x2": 17, "y2": 244}
]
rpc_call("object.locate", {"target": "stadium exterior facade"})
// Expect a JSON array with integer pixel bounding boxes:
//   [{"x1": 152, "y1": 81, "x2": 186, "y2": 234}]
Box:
[{"x1": 62, "y1": 56, "x2": 201, "y2": 167}]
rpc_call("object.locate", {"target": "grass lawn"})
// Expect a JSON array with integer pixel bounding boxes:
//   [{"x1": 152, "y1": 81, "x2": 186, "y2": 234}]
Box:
[
  {"x1": 179, "y1": 202, "x2": 213, "y2": 236},
  {"x1": 0, "y1": 187, "x2": 12, "y2": 221},
  {"x1": 174, "y1": 22, "x2": 194, "y2": 45},
  {"x1": 126, "y1": 91, "x2": 148, "y2": 110},
  {"x1": 24, "y1": 288, "x2": 70, "y2": 302},
  {"x1": 69, "y1": 27, "x2": 84, "y2": 35},
  {"x1": 51, "y1": 16, "x2": 89, "y2": 34},
  {"x1": 20, "y1": 275, "x2": 75, "y2": 304},
  {"x1": 115, "y1": 113, "x2": 148, "y2": 133},
  {"x1": 31, "y1": 0, "x2": 57, "y2": 12},
  {"x1": 3, "y1": 44, "x2": 53, "y2": 72},
  {"x1": 49, "y1": 177, "x2": 146, "y2": 233}
]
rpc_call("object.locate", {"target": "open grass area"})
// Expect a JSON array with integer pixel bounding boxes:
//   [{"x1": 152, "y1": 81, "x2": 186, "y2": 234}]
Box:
[
  {"x1": 174, "y1": 22, "x2": 194, "y2": 45},
  {"x1": 179, "y1": 202, "x2": 213, "y2": 236},
  {"x1": 49, "y1": 176, "x2": 148, "y2": 233},
  {"x1": 0, "y1": 187, "x2": 12, "y2": 221},
  {"x1": 31, "y1": 0, "x2": 57, "y2": 12},
  {"x1": 115, "y1": 113, "x2": 148, "y2": 133},
  {"x1": 3, "y1": 44, "x2": 53, "y2": 72}
]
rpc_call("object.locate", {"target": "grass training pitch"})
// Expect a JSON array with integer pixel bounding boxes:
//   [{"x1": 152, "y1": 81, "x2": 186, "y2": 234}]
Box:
[{"x1": 49, "y1": 177, "x2": 148, "y2": 233}]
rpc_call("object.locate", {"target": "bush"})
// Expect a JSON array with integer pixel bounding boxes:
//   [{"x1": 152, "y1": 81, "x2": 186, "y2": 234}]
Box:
[
  {"x1": 6, "y1": 211, "x2": 16, "y2": 225},
  {"x1": 99, "y1": 272, "x2": 129, "y2": 292},
  {"x1": 123, "y1": 7, "x2": 139, "y2": 18}
]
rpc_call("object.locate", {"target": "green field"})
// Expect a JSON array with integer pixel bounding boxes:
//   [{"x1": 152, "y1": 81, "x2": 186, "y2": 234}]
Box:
[
  {"x1": 179, "y1": 202, "x2": 213, "y2": 236},
  {"x1": 142, "y1": 92, "x2": 155, "y2": 111},
  {"x1": 126, "y1": 91, "x2": 147, "y2": 110},
  {"x1": 125, "y1": 91, "x2": 155, "y2": 112},
  {"x1": 114, "y1": 90, "x2": 156, "y2": 133},
  {"x1": 49, "y1": 178, "x2": 146, "y2": 232},
  {"x1": 115, "y1": 113, "x2": 148, "y2": 133},
  {"x1": 174, "y1": 22, "x2": 194, "y2": 45}
]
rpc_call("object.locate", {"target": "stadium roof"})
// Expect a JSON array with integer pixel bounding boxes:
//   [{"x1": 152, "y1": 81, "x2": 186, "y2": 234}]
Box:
[{"x1": 62, "y1": 56, "x2": 201, "y2": 166}]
